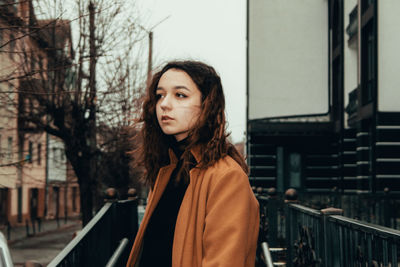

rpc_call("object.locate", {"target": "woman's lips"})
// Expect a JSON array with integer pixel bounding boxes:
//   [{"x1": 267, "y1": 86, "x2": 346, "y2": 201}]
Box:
[{"x1": 161, "y1": 115, "x2": 173, "y2": 121}]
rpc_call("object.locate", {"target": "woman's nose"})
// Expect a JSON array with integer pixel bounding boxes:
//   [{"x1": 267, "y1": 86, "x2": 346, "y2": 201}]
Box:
[{"x1": 160, "y1": 95, "x2": 171, "y2": 110}]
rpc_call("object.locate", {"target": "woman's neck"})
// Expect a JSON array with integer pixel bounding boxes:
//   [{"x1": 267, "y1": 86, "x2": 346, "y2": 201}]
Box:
[{"x1": 170, "y1": 137, "x2": 188, "y2": 159}]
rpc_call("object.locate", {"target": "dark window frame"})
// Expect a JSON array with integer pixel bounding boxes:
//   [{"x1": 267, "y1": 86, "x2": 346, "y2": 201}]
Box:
[
  {"x1": 360, "y1": 1, "x2": 377, "y2": 108},
  {"x1": 37, "y1": 143, "x2": 41, "y2": 165}
]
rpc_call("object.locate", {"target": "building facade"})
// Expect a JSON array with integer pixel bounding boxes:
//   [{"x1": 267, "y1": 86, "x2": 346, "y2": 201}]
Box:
[
  {"x1": 0, "y1": 0, "x2": 79, "y2": 226},
  {"x1": 247, "y1": 0, "x2": 400, "y2": 196}
]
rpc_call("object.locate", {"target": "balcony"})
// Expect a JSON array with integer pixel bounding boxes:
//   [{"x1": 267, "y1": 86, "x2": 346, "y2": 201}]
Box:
[
  {"x1": 345, "y1": 87, "x2": 358, "y2": 116},
  {"x1": 346, "y1": 6, "x2": 358, "y2": 45}
]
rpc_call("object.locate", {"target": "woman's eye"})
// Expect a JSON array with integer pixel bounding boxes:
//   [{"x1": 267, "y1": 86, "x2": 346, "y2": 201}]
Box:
[
  {"x1": 176, "y1": 93, "x2": 187, "y2": 98},
  {"x1": 156, "y1": 94, "x2": 164, "y2": 99}
]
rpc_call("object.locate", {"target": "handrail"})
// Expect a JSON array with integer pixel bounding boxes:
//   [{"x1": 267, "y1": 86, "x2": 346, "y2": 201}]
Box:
[
  {"x1": 47, "y1": 202, "x2": 113, "y2": 267},
  {"x1": 105, "y1": 238, "x2": 129, "y2": 267},
  {"x1": 47, "y1": 198, "x2": 138, "y2": 267},
  {"x1": 289, "y1": 203, "x2": 321, "y2": 217},
  {"x1": 329, "y1": 214, "x2": 400, "y2": 238},
  {"x1": 256, "y1": 188, "x2": 400, "y2": 267},
  {"x1": 261, "y1": 242, "x2": 274, "y2": 267}
]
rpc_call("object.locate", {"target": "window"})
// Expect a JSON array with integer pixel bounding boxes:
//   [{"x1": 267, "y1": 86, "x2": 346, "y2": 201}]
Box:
[
  {"x1": 7, "y1": 137, "x2": 12, "y2": 160},
  {"x1": 30, "y1": 56, "x2": 37, "y2": 73},
  {"x1": 38, "y1": 55, "x2": 43, "y2": 73},
  {"x1": 28, "y1": 141, "x2": 33, "y2": 163},
  {"x1": 361, "y1": 21, "x2": 376, "y2": 105},
  {"x1": 53, "y1": 147, "x2": 57, "y2": 164},
  {"x1": 12, "y1": 0, "x2": 17, "y2": 13},
  {"x1": 61, "y1": 149, "x2": 65, "y2": 161},
  {"x1": 72, "y1": 187, "x2": 77, "y2": 212},
  {"x1": 9, "y1": 33, "x2": 15, "y2": 60},
  {"x1": 37, "y1": 143, "x2": 41, "y2": 165}
]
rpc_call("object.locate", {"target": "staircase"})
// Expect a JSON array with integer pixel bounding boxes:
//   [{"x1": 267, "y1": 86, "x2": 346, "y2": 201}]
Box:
[
  {"x1": 248, "y1": 138, "x2": 277, "y2": 188},
  {"x1": 341, "y1": 128, "x2": 357, "y2": 190},
  {"x1": 375, "y1": 113, "x2": 400, "y2": 191}
]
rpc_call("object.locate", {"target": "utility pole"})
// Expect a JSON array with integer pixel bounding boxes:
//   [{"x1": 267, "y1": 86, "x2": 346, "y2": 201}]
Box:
[
  {"x1": 143, "y1": 15, "x2": 170, "y2": 86},
  {"x1": 147, "y1": 31, "x2": 153, "y2": 87}
]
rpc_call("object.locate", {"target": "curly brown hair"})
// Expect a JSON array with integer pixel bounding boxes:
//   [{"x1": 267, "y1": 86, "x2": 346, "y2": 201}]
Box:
[{"x1": 136, "y1": 60, "x2": 248, "y2": 188}]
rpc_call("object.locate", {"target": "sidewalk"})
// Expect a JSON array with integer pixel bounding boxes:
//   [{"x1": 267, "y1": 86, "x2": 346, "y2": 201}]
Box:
[{"x1": 0, "y1": 217, "x2": 81, "y2": 245}]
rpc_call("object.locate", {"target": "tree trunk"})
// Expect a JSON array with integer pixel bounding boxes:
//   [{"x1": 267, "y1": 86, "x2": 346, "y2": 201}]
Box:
[
  {"x1": 71, "y1": 154, "x2": 95, "y2": 226},
  {"x1": 79, "y1": 178, "x2": 93, "y2": 226}
]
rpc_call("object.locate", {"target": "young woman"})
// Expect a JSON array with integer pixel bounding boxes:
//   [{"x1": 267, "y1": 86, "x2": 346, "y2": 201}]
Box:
[{"x1": 126, "y1": 61, "x2": 259, "y2": 267}]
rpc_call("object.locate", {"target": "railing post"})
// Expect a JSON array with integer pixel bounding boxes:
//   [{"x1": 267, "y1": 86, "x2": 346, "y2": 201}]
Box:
[
  {"x1": 321, "y1": 207, "x2": 343, "y2": 267},
  {"x1": 267, "y1": 187, "x2": 278, "y2": 247},
  {"x1": 127, "y1": 188, "x2": 138, "y2": 201},
  {"x1": 104, "y1": 188, "x2": 119, "y2": 203},
  {"x1": 127, "y1": 187, "x2": 139, "y2": 232},
  {"x1": 284, "y1": 188, "x2": 298, "y2": 267},
  {"x1": 383, "y1": 187, "x2": 391, "y2": 227},
  {"x1": 120, "y1": 188, "x2": 139, "y2": 265}
]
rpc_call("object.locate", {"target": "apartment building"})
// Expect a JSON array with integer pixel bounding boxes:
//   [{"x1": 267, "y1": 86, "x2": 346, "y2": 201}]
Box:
[{"x1": 0, "y1": 0, "x2": 79, "y2": 226}]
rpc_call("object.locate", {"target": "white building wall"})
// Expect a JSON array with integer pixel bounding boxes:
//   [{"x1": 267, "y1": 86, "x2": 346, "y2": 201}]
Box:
[
  {"x1": 378, "y1": 0, "x2": 400, "y2": 112},
  {"x1": 248, "y1": 0, "x2": 329, "y2": 120},
  {"x1": 343, "y1": 0, "x2": 358, "y2": 128},
  {"x1": 48, "y1": 137, "x2": 67, "y2": 182}
]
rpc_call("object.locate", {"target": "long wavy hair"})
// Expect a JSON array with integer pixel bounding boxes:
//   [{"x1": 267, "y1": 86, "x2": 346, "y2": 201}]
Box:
[{"x1": 136, "y1": 60, "x2": 248, "y2": 188}]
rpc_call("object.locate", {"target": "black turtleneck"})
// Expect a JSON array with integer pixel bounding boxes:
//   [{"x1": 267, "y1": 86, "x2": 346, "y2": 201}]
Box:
[{"x1": 139, "y1": 138, "x2": 195, "y2": 267}]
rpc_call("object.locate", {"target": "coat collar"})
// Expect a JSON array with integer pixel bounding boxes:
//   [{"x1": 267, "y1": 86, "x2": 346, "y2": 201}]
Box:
[{"x1": 167, "y1": 145, "x2": 202, "y2": 165}]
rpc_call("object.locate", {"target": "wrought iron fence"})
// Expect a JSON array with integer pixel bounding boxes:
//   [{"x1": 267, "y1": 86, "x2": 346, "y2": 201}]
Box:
[
  {"x1": 47, "y1": 197, "x2": 138, "y2": 267},
  {"x1": 286, "y1": 201, "x2": 400, "y2": 267},
  {"x1": 324, "y1": 214, "x2": 400, "y2": 266},
  {"x1": 297, "y1": 190, "x2": 400, "y2": 230},
  {"x1": 256, "y1": 188, "x2": 400, "y2": 267},
  {"x1": 256, "y1": 192, "x2": 286, "y2": 248}
]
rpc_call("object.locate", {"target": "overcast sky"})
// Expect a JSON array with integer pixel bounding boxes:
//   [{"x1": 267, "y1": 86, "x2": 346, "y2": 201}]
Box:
[{"x1": 136, "y1": 0, "x2": 247, "y2": 143}]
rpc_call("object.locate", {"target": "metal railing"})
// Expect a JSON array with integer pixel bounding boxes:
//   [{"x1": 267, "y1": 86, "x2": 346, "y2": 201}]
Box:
[
  {"x1": 48, "y1": 195, "x2": 138, "y2": 267},
  {"x1": 298, "y1": 190, "x2": 400, "y2": 230},
  {"x1": 256, "y1": 190, "x2": 286, "y2": 248},
  {"x1": 260, "y1": 242, "x2": 274, "y2": 267},
  {"x1": 256, "y1": 188, "x2": 400, "y2": 267},
  {"x1": 286, "y1": 199, "x2": 400, "y2": 267},
  {"x1": 325, "y1": 214, "x2": 400, "y2": 266}
]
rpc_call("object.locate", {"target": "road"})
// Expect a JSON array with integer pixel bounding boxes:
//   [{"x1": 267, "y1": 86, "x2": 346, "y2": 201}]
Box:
[{"x1": 9, "y1": 222, "x2": 81, "y2": 266}]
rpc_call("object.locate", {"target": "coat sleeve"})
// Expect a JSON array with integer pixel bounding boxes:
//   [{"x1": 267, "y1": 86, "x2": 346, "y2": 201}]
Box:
[{"x1": 202, "y1": 168, "x2": 259, "y2": 267}]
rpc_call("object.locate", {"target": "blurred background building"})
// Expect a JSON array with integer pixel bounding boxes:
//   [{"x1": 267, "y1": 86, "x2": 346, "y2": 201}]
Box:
[
  {"x1": 0, "y1": 0, "x2": 80, "y2": 226},
  {"x1": 247, "y1": 0, "x2": 400, "y2": 226}
]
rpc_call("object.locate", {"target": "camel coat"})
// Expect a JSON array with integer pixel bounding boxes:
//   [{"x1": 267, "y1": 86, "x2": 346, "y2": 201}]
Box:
[{"x1": 126, "y1": 147, "x2": 259, "y2": 267}]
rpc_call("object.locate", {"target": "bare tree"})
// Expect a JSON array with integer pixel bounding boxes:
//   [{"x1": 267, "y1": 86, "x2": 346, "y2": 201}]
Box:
[{"x1": 0, "y1": 0, "x2": 147, "y2": 225}]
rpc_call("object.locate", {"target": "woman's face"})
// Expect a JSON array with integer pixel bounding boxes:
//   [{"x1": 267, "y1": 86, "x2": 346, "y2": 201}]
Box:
[{"x1": 156, "y1": 69, "x2": 202, "y2": 141}]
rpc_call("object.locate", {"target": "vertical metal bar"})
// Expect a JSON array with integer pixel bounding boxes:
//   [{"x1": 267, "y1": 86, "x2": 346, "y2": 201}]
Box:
[
  {"x1": 349, "y1": 226, "x2": 354, "y2": 265},
  {"x1": 382, "y1": 239, "x2": 388, "y2": 267},
  {"x1": 323, "y1": 215, "x2": 329, "y2": 266},
  {"x1": 391, "y1": 243, "x2": 397, "y2": 266},
  {"x1": 343, "y1": 226, "x2": 348, "y2": 265},
  {"x1": 286, "y1": 205, "x2": 296, "y2": 267},
  {"x1": 367, "y1": 234, "x2": 372, "y2": 266},
  {"x1": 339, "y1": 225, "x2": 344, "y2": 267},
  {"x1": 268, "y1": 196, "x2": 278, "y2": 247}
]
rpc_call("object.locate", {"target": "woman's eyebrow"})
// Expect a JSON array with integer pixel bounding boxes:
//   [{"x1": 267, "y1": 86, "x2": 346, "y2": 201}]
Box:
[
  {"x1": 173, "y1": 86, "x2": 190, "y2": 91},
  {"x1": 156, "y1": 85, "x2": 191, "y2": 91}
]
